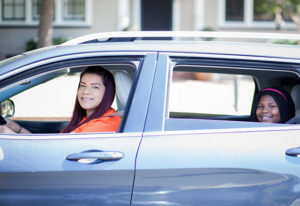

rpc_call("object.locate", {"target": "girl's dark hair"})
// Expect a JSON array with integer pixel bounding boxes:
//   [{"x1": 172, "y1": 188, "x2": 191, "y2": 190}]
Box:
[
  {"x1": 61, "y1": 66, "x2": 115, "y2": 133},
  {"x1": 251, "y1": 87, "x2": 295, "y2": 123}
]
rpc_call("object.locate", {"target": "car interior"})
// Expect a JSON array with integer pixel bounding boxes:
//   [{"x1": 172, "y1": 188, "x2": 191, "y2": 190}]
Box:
[
  {"x1": 0, "y1": 63, "x2": 136, "y2": 134},
  {"x1": 164, "y1": 63, "x2": 300, "y2": 131},
  {"x1": 1, "y1": 59, "x2": 300, "y2": 133}
]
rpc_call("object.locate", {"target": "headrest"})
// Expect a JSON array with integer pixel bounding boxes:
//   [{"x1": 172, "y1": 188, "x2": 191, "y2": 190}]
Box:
[
  {"x1": 291, "y1": 84, "x2": 300, "y2": 115},
  {"x1": 114, "y1": 71, "x2": 133, "y2": 107}
]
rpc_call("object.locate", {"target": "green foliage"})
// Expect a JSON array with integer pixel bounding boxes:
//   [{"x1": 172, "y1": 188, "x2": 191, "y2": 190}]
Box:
[
  {"x1": 268, "y1": 39, "x2": 298, "y2": 45},
  {"x1": 201, "y1": 27, "x2": 215, "y2": 41},
  {"x1": 53, "y1": 37, "x2": 72, "y2": 45},
  {"x1": 254, "y1": 0, "x2": 276, "y2": 15},
  {"x1": 26, "y1": 37, "x2": 39, "y2": 51},
  {"x1": 254, "y1": 0, "x2": 300, "y2": 17},
  {"x1": 123, "y1": 24, "x2": 141, "y2": 31},
  {"x1": 25, "y1": 37, "x2": 73, "y2": 51}
]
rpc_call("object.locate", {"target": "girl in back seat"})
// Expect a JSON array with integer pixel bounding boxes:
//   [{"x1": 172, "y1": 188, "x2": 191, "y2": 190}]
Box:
[{"x1": 251, "y1": 87, "x2": 295, "y2": 123}]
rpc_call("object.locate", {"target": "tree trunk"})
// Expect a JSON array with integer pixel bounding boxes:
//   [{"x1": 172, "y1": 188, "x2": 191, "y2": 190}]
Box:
[
  {"x1": 274, "y1": 7, "x2": 286, "y2": 31},
  {"x1": 295, "y1": 13, "x2": 300, "y2": 45},
  {"x1": 297, "y1": 25, "x2": 300, "y2": 45},
  {"x1": 38, "y1": 0, "x2": 55, "y2": 48},
  {"x1": 289, "y1": 12, "x2": 300, "y2": 45}
]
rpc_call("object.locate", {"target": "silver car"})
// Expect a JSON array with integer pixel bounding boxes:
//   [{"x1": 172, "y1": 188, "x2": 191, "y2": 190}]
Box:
[{"x1": 1, "y1": 31, "x2": 300, "y2": 205}]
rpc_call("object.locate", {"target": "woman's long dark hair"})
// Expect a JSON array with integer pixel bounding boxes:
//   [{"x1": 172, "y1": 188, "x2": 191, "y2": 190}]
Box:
[
  {"x1": 61, "y1": 66, "x2": 116, "y2": 133},
  {"x1": 251, "y1": 87, "x2": 295, "y2": 123}
]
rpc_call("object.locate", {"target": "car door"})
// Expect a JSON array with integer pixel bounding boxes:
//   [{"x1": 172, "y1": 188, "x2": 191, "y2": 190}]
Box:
[
  {"x1": 132, "y1": 53, "x2": 300, "y2": 205},
  {"x1": 0, "y1": 53, "x2": 158, "y2": 206}
]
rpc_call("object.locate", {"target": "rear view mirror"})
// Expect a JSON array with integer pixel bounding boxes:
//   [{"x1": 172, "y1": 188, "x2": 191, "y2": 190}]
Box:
[{"x1": 1, "y1": 99, "x2": 15, "y2": 118}]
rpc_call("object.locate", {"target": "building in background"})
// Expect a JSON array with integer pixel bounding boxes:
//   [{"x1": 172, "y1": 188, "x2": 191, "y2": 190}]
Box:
[{"x1": 0, "y1": 0, "x2": 297, "y2": 61}]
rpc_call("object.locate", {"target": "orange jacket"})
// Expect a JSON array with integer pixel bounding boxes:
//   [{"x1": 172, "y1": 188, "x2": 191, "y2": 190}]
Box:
[{"x1": 71, "y1": 108, "x2": 122, "y2": 133}]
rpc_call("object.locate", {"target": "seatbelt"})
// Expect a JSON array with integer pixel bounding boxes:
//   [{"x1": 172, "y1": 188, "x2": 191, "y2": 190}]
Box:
[
  {"x1": 285, "y1": 114, "x2": 300, "y2": 124},
  {"x1": 103, "y1": 110, "x2": 124, "y2": 118}
]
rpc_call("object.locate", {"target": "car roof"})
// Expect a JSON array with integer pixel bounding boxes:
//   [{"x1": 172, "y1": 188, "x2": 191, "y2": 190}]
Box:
[{"x1": 1, "y1": 32, "x2": 300, "y2": 78}]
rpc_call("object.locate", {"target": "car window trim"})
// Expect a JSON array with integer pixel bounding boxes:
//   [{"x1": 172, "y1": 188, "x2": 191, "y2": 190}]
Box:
[
  {"x1": 0, "y1": 52, "x2": 152, "y2": 81},
  {"x1": 0, "y1": 57, "x2": 146, "y2": 135},
  {"x1": 122, "y1": 53, "x2": 159, "y2": 133},
  {"x1": 0, "y1": 132, "x2": 142, "y2": 140},
  {"x1": 144, "y1": 54, "x2": 171, "y2": 132},
  {"x1": 144, "y1": 53, "x2": 300, "y2": 132},
  {"x1": 0, "y1": 56, "x2": 143, "y2": 89},
  {"x1": 161, "y1": 52, "x2": 300, "y2": 64},
  {"x1": 142, "y1": 125, "x2": 300, "y2": 137},
  {"x1": 172, "y1": 64, "x2": 300, "y2": 77}
]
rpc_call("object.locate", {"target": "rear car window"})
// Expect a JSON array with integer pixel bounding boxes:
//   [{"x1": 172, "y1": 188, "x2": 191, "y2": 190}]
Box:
[{"x1": 169, "y1": 71, "x2": 255, "y2": 117}]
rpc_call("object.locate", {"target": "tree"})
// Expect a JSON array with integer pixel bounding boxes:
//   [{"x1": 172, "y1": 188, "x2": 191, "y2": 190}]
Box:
[
  {"x1": 38, "y1": 0, "x2": 55, "y2": 48},
  {"x1": 254, "y1": 0, "x2": 300, "y2": 44}
]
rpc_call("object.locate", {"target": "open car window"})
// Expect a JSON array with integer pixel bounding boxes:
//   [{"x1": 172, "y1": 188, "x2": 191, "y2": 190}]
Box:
[
  {"x1": 11, "y1": 70, "x2": 80, "y2": 121},
  {"x1": 170, "y1": 71, "x2": 255, "y2": 117},
  {"x1": 0, "y1": 62, "x2": 137, "y2": 134},
  {"x1": 159, "y1": 58, "x2": 300, "y2": 132}
]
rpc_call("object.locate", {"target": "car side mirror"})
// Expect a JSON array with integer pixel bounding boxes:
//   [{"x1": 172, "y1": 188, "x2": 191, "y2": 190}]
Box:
[{"x1": 1, "y1": 99, "x2": 15, "y2": 118}]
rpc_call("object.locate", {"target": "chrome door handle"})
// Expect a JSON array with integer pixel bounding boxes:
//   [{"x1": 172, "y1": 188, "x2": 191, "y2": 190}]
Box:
[
  {"x1": 66, "y1": 150, "x2": 124, "y2": 163},
  {"x1": 285, "y1": 147, "x2": 300, "y2": 157}
]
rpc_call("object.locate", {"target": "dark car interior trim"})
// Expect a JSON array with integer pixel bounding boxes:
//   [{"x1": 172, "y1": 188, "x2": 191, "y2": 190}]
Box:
[
  {"x1": 164, "y1": 118, "x2": 290, "y2": 131},
  {"x1": 170, "y1": 57, "x2": 300, "y2": 72}
]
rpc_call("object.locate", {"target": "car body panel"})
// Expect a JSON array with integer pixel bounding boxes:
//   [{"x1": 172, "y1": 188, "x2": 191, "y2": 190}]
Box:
[
  {"x1": 0, "y1": 133, "x2": 141, "y2": 205},
  {"x1": 0, "y1": 53, "x2": 158, "y2": 205},
  {"x1": 0, "y1": 33, "x2": 300, "y2": 205},
  {"x1": 131, "y1": 53, "x2": 300, "y2": 205},
  {"x1": 133, "y1": 128, "x2": 300, "y2": 205},
  {"x1": 123, "y1": 53, "x2": 158, "y2": 133},
  {"x1": 1, "y1": 41, "x2": 300, "y2": 79}
]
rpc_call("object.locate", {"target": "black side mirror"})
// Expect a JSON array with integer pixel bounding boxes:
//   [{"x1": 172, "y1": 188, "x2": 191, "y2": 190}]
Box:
[{"x1": 1, "y1": 99, "x2": 15, "y2": 118}]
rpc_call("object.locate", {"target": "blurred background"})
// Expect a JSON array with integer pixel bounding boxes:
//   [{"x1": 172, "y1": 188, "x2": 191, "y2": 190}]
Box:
[
  {"x1": 1, "y1": 0, "x2": 300, "y2": 60},
  {"x1": 1, "y1": 0, "x2": 299, "y2": 120}
]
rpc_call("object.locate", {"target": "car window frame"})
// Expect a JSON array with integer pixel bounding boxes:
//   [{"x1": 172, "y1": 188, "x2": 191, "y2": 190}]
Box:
[
  {"x1": 0, "y1": 53, "x2": 157, "y2": 135},
  {"x1": 144, "y1": 53, "x2": 300, "y2": 132}
]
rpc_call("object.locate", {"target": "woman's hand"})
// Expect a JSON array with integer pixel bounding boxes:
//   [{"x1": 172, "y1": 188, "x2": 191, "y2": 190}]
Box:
[
  {"x1": 0, "y1": 125, "x2": 16, "y2": 134},
  {"x1": 5, "y1": 118, "x2": 14, "y2": 126},
  {"x1": 2, "y1": 118, "x2": 31, "y2": 134},
  {"x1": 4, "y1": 118, "x2": 21, "y2": 132}
]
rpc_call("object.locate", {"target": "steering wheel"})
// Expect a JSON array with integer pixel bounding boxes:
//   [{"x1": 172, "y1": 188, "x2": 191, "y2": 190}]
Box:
[{"x1": 0, "y1": 115, "x2": 6, "y2": 125}]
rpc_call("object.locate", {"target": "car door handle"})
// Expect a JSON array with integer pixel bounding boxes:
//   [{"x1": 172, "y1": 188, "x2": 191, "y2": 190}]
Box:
[
  {"x1": 285, "y1": 147, "x2": 300, "y2": 157},
  {"x1": 66, "y1": 151, "x2": 124, "y2": 162}
]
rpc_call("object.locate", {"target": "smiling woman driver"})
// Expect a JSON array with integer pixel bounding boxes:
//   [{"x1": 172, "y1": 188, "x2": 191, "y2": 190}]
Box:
[
  {"x1": 61, "y1": 66, "x2": 121, "y2": 133},
  {"x1": 0, "y1": 66, "x2": 121, "y2": 134}
]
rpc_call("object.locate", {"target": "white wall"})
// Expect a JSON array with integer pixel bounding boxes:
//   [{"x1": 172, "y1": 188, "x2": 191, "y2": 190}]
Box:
[
  {"x1": 0, "y1": 0, "x2": 120, "y2": 60},
  {"x1": 1, "y1": 0, "x2": 297, "y2": 61}
]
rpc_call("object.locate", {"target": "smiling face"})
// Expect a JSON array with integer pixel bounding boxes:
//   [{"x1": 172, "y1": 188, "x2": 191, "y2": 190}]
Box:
[
  {"x1": 77, "y1": 73, "x2": 106, "y2": 118},
  {"x1": 256, "y1": 95, "x2": 281, "y2": 123}
]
